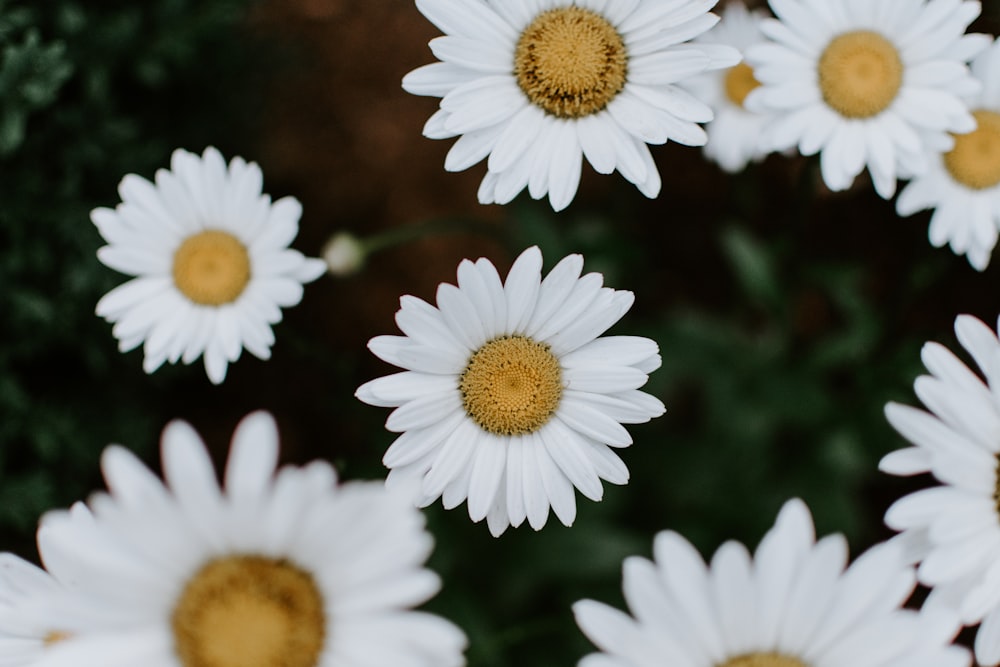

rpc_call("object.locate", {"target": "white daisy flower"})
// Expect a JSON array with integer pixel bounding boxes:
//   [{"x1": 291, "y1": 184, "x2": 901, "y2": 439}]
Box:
[
  {"x1": 0, "y1": 554, "x2": 85, "y2": 665},
  {"x1": 681, "y1": 1, "x2": 774, "y2": 173},
  {"x1": 574, "y1": 498, "x2": 970, "y2": 667},
  {"x1": 402, "y1": 0, "x2": 741, "y2": 211},
  {"x1": 356, "y1": 246, "x2": 665, "y2": 536},
  {"x1": 0, "y1": 503, "x2": 134, "y2": 665},
  {"x1": 31, "y1": 412, "x2": 467, "y2": 667},
  {"x1": 745, "y1": 0, "x2": 988, "y2": 199},
  {"x1": 93, "y1": 147, "x2": 326, "y2": 384},
  {"x1": 896, "y1": 37, "x2": 1000, "y2": 270},
  {"x1": 880, "y1": 314, "x2": 1000, "y2": 666}
]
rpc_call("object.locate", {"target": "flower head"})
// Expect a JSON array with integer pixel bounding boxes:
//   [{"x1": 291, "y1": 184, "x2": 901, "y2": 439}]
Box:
[
  {"x1": 33, "y1": 412, "x2": 467, "y2": 667},
  {"x1": 403, "y1": 0, "x2": 740, "y2": 211},
  {"x1": 574, "y1": 498, "x2": 969, "y2": 667},
  {"x1": 881, "y1": 314, "x2": 1000, "y2": 666},
  {"x1": 897, "y1": 37, "x2": 1000, "y2": 270},
  {"x1": 745, "y1": 0, "x2": 988, "y2": 199},
  {"x1": 0, "y1": 549, "x2": 95, "y2": 666},
  {"x1": 682, "y1": 1, "x2": 774, "y2": 173},
  {"x1": 356, "y1": 246, "x2": 665, "y2": 535},
  {"x1": 93, "y1": 147, "x2": 326, "y2": 384}
]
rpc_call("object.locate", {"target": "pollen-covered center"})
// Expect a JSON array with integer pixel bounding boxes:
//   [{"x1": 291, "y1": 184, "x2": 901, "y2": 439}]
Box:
[
  {"x1": 718, "y1": 653, "x2": 809, "y2": 667},
  {"x1": 514, "y1": 6, "x2": 628, "y2": 119},
  {"x1": 171, "y1": 555, "x2": 325, "y2": 667},
  {"x1": 42, "y1": 631, "x2": 71, "y2": 646},
  {"x1": 459, "y1": 335, "x2": 563, "y2": 435},
  {"x1": 818, "y1": 30, "x2": 903, "y2": 119},
  {"x1": 172, "y1": 230, "x2": 251, "y2": 306},
  {"x1": 945, "y1": 110, "x2": 1000, "y2": 190},
  {"x1": 724, "y1": 62, "x2": 761, "y2": 108}
]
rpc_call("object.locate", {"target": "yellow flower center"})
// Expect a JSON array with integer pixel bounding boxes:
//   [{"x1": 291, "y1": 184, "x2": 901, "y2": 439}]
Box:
[
  {"x1": 818, "y1": 30, "x2": 903, "y2": 119},
  {"x1": 724, "y1": 62, "x2": 761, "y2": 108},
  {"x1": 945, "y1": 110, "x2": 1000, "y2": 190},
  {"x1": 514, "y1": 6, "x2": 628, "y2": 119},
  {"x1": 171, "y1": 556, "x2": 326, "y2": 667},
  {"x1": 172, "y1": 230, "x2": 251, "y2": 306},
  {"x1": 42, "y1": 630, "x2": 71, "y2": 646},
  {"x1": 459, "y1": 336, "x2": 563, "y2": 435},
  {"x1": 719, "y1": 653, "x2": 809, "y2": 667}
]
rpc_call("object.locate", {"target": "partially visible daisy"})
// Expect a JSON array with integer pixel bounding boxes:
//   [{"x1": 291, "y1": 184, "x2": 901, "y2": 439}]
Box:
[
  {"x1": 32, "y1": 412, "x2": 467, "y2": 667},
  {"x1": 93, "y1": 147, "x2": 326, "y2": 384},
  {"x1": 356, "y1": 246, "x2": 665, "y2": 536},
  {"x1": 880, "y1": 314, "x2": 1000, "y2": 666},
  {"x1": 574, "y1": 498, "x2": 969, "y2": 667},
  {"x1": 0, "y1": 553, "x2": 86, "y2": 665},
  {"x1": 745, "y1": 0, "x2": 988, "y2": 199},
  {"x1": 897, "y1": 38, "x2": 1000, "y2": 270},
  {"x1": 402, "y1": 0, "x2": 740, "y2": 211},
  {"x1": 0, "y1": 503, "x2": 132, "y2": 666},
  {"x1": 681, "y1": 1, "x2": 773, "y2": 173}
]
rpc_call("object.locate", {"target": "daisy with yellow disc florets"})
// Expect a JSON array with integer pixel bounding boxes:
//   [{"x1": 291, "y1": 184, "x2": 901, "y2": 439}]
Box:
[
  {"x1": 93, "y1": 147, "x2": 326, "y2": 384},
  {"x1": 745, "y1": 0, "x2": 988, "y2": 199},
  {"x1": 897, "y1": 37, "x2": 1000, "y2": 270},
  {"x1": 402, "y1": 0, "x2": 740, "y2": 211},
  {"x1": 575, "y1": 498, "x2": 970, "y2": 667},
  {"x1": 32, "y1": 412, "x2": 467, "y2": 667},
  {"x1": 356, "y1": 246, "x2": 665, "y2": 536},
  {"x1": 681, "y1": 1, "x2": 774, "y2": 173},
  {"x1": 0, "y1": 541, "x2": 108, "y2": 666}
]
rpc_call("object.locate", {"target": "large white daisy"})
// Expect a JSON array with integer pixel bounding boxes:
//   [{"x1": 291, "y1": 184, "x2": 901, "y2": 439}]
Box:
[
  {"x1": 31, "y1": 412, "x2": 467, "y2": 667},
  {"x1": 880, "y1": 314, "x2": 1000, "y2": 666},
  {"x1": 356, "y1": 246, "x2": 665, "y2": 536},
  {"x1": 896, "y1": 37, "x2": 1000, "y2": 270},
  {"x1": 574, "y1": 498, "x2": 969, "y2": 667},
  {"x1": 402, "y1": 0, "x2": 740, "y2": 211},
  {"x1": 681, "y1": 1, "x2": 774, "y2": 173},
  {"x1": 93, "y1": 147, "x2": 326, "y2": 384},
  {"x1": 744, "y1": 0, "x2": 988, "y2": 199}
]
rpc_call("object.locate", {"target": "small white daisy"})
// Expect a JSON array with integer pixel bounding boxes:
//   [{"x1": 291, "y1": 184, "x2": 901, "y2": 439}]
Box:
[
  {"x1": 745, "y1": 0, "x2": 988, "y2": 199},
  {"x1": 681, "y1": 1, "x2": 773, "y2": 173},
  {"x1": 0, "y1": 553, "x2": 86, "y2": 665},
  {"x1": 0, "y1": 503, "x2": 134, "y2": 666},
  {"x1": 93, "y1": 147, "x2": 326, "y2": 384},
  {"x1": 402, "y1": 0, "x2": 740, "y2": 211},
  {"x1": 31, "y1": 412, "x2": 467, "y2": 667},
  {"x1": 880, "y1": 314, "x2": 1000, "y2": 666},
  {"x1": 574, "y1": 498, "x2": 969, "y2": 667},
  {"x1": 356, "y1": 246, "x2": 665, "y2": 536},
  {"x1": 897, "y1": 38, "x2": 1000, "y2": 270}
]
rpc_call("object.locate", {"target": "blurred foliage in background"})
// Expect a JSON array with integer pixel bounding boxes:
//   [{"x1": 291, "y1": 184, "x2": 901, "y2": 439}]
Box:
[{"x1": 2, "y1": 1, "x2": 1000, "y2": 667}]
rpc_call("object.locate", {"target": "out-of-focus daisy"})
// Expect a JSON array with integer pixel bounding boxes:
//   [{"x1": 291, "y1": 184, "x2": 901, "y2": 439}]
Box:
[
  {"x1": 745, "y1": 0, "x2": 988, "y2": 199},
  {"x1": 356, "y1": 246, "x2": 664, "y2": 536},
  {"x1": 897, "y1": 38, "x2": 1000, "y2": 270},
  {"x1": 93, "y1": 147, "x2": 326, "y2": 384},
  {"x1": 33, "y1": 412, "x2": 467, "y2": 667},
  {"x1": 574, "y1": 498, "x2": 969, "y2": 667},
  {"x1": 0, "y1": 554, "x2": 85, "y2": 665},
  {"x1": 880, "y1": 314, "x2": 1000, "y2": 666},
  {"x1": 0, "y1": 503, "x2": 131, "y2": 666},
  {"x1": 681, "y1": 1, "x2": 773, "y2": 173},
  {"x1": 402, "y1": 0, "x2": 740, "y2": 211}
]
